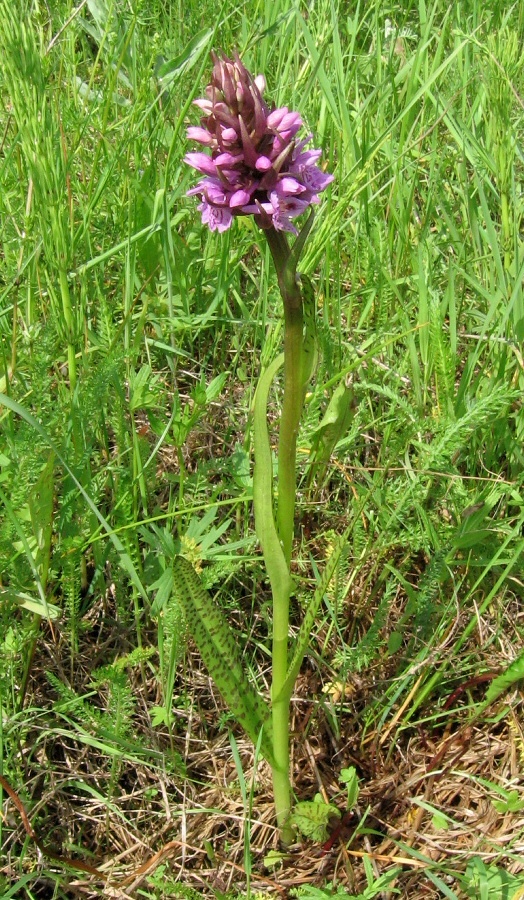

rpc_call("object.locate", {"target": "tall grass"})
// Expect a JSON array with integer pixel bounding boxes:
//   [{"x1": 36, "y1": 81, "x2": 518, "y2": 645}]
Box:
[{"x1": 0, "y1": 0, "x2": 523, "y2": 896}]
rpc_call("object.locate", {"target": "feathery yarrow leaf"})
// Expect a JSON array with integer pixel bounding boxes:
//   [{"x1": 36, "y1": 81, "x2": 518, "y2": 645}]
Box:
[{"x1": 173, "y1": 556, "x2": 274, "y2": 764}]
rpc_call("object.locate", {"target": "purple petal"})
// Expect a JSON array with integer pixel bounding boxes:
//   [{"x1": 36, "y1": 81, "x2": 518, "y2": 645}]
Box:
[
  {"x1": 268, "y1": 193, "x2": 303, "y2": 233},
  {"x1": 275, "y1": 176, "x2": 306, "y2": 195},
  {"x1": 277, "y1": 111, "x2": 302, "y2": 133},
  {"x1": 203, "y1": 180, "x2": 229, "y2": 205},
  {"x1": 268, "y1": 107, "x2": 302, "y2": 140},
  {"x1": 193, "y1": 98, "x2": 213, "y2": 113},
  {"x1": 199, "y1": 200, "x2": 233, "y2": 232},
  {"x1": 241, "y1": 201, "x2": 273, "y2": 215},
  {"x1": 255, "y1": 155, "x2": 272, "y2": 171},
  {"x1": 188, "y1": 177, "x2": 230, "y2": 206},
  {"x1": 220, "y1": 126, "x2": 238, "y2": 143},
  {"x1": 293, "y1": 134, "x2": 314, "y2": 155},
  {"x1": 292, "y1": 147, "x2": 322, "y2": 168},
  {"x1": 186, "y1": 126, "x2": 213, "y2": 145},
  {"x1": 215, "y1": 151, "x2": 244, "y2": 167},
  {"x1": 272, "y1": 215, "x2": 298, "y2": 234},
  {"x1": 270, "y1": 191, "x2": 309, "y2": 218},
  {"x1": 229, "y1": 189, "x2": 251, "y2": 208},
  {"x1": 267, "y1": 107, "x2": 290, "y2": 128},
  {"x1": 187, "y1": 179, "x2": 206, "y2": 197},
  {"x1": 299, "y1": 167, "x2": 334, "y2": 192},
  {"x1": 184, "y1": 152, "x2": 217, "y2": 177}
]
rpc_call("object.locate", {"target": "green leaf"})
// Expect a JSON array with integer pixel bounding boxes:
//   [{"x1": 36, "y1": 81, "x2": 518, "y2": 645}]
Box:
[
  {"x1": 172, "y1": 556, "x2": 274, "y2": 765},
  {"x1": 252, "y1": 354, "x2": 293, "y2": 605},
  {"x1": 387, "y1": 631, "x2": 403, "y2": 654},
  {"x1": 263, "y1": 849, "x2": 288, "y2": 869},
  {"x1": 492, "y1": 790, "x2": 524, "y2": 814},
  {"x1": 484, "y1": 649, "x2": 524, "y2": 706},
  {"x1": 157, "y1": 28, "x2": 212, "y2": 84},
  {"x1": 300, "y1": 273, "x2": 319, "y2": 391},
  {"x1": 150, "y1": 567, "x2": 174, "y2": 616},
  {"x1": 452, "y1": 501, "x2": 492, "y2": 549},
  {"x1": 431, "y1": 811, "x2": 450, "y2": 830},
  {"x1": 205, "y1": 372, "x2": 229, "y2": 404},
  {"x1": 1, "y1": 589, "x2": 60, "y2": 620},
  {"x1": 340, "y1": 767, "x2": 359, "y2": 808},
  {"x1": 129, "y1": 364, "x2": 160, "y2": 411},
  {"x1": 290, "y1": 800, "x2": 340, "y2": 842},
  {"x1": 150, "y1": 706, "x2": 169, "y2": 727},
  {"x1": 309, "y1": 377, "x2": 356, "y2": 473},
  {"x1": 462, "y1": 858, "x2": 524, "y2": 900}
]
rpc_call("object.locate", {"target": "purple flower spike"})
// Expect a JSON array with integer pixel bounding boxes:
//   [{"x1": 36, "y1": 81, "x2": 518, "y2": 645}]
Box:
[{"x1": 185, "y1": 51, "x2": 333, "y2": 233}]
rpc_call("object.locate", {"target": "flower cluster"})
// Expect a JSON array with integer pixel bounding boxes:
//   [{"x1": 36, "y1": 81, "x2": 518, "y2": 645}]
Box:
[{"x1": 185, "y1": 52, "x2": 333, "y2": 234}]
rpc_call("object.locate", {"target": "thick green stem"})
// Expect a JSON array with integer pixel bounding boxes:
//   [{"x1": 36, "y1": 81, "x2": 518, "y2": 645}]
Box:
[
  {"x1": 272, "y1": 601, "x2": 294, "y2": 843},
  {"x1": 264, "y1": 226, "x2": 304, "y2": 563},
  {"x1": 259, "y1": 226, "x2": 306, "y2": 844},
  {"x1": 272, "y1": 302, "x2": 304, "y2": 845},
  {"x1": 277, "y1": 302, "x2": 304, "y2": 565}
]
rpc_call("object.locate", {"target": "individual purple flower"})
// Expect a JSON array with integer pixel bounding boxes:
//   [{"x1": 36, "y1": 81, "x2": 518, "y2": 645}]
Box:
[
  {"x1": 198, "y1": 199, "x2": 232, "y2": 233},
  {"x1": 185, "y1": 52, "x2": 333, "y2": 235}
]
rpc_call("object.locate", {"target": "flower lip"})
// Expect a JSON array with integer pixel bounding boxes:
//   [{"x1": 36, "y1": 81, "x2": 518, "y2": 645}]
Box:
[
  {"x1": 199, "y1": 199, "x2": 233, "y2": 232},
  {"x1": 185, "y1": 51, "x2": 333, "y2": 232}
]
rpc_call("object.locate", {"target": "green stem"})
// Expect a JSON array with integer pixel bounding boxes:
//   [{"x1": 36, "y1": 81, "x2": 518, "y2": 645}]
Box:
[
  {"x1": 272, "y1": 302, "x2": 304, "y2": 846},
  {"x1": 264, "y1": 227, "x2": 304, "y2": 563},
  {"x1": 501, "y1": 188, "x2": 511, "y2": 272},
  {"x1": 58, "y1": 265, "x2": 77, "y2": 394},
  {"x1": 277, "y1": 301, "x2": 304, "y2": 565},
  {"x1": 272, "y1": 585, "x2": 293, "y2": 840},
  {"x1": 259, "y1": 226, "x2": 306, "y2": 844}
]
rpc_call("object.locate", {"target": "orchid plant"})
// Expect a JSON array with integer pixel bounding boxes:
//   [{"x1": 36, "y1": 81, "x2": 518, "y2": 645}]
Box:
[{"x1": 177, "y1": 52, "x2": 341, "y2": 845}]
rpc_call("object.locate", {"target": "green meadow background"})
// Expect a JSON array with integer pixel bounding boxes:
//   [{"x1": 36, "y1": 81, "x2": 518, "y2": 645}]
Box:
[{"x1": 0, "y1": 0, "x2": 523, "y2": 897}]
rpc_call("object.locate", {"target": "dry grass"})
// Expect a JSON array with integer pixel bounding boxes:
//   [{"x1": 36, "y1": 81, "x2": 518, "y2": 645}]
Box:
[{"x1": 2, "y1": 586, "x2": 523, "y2": 900}]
